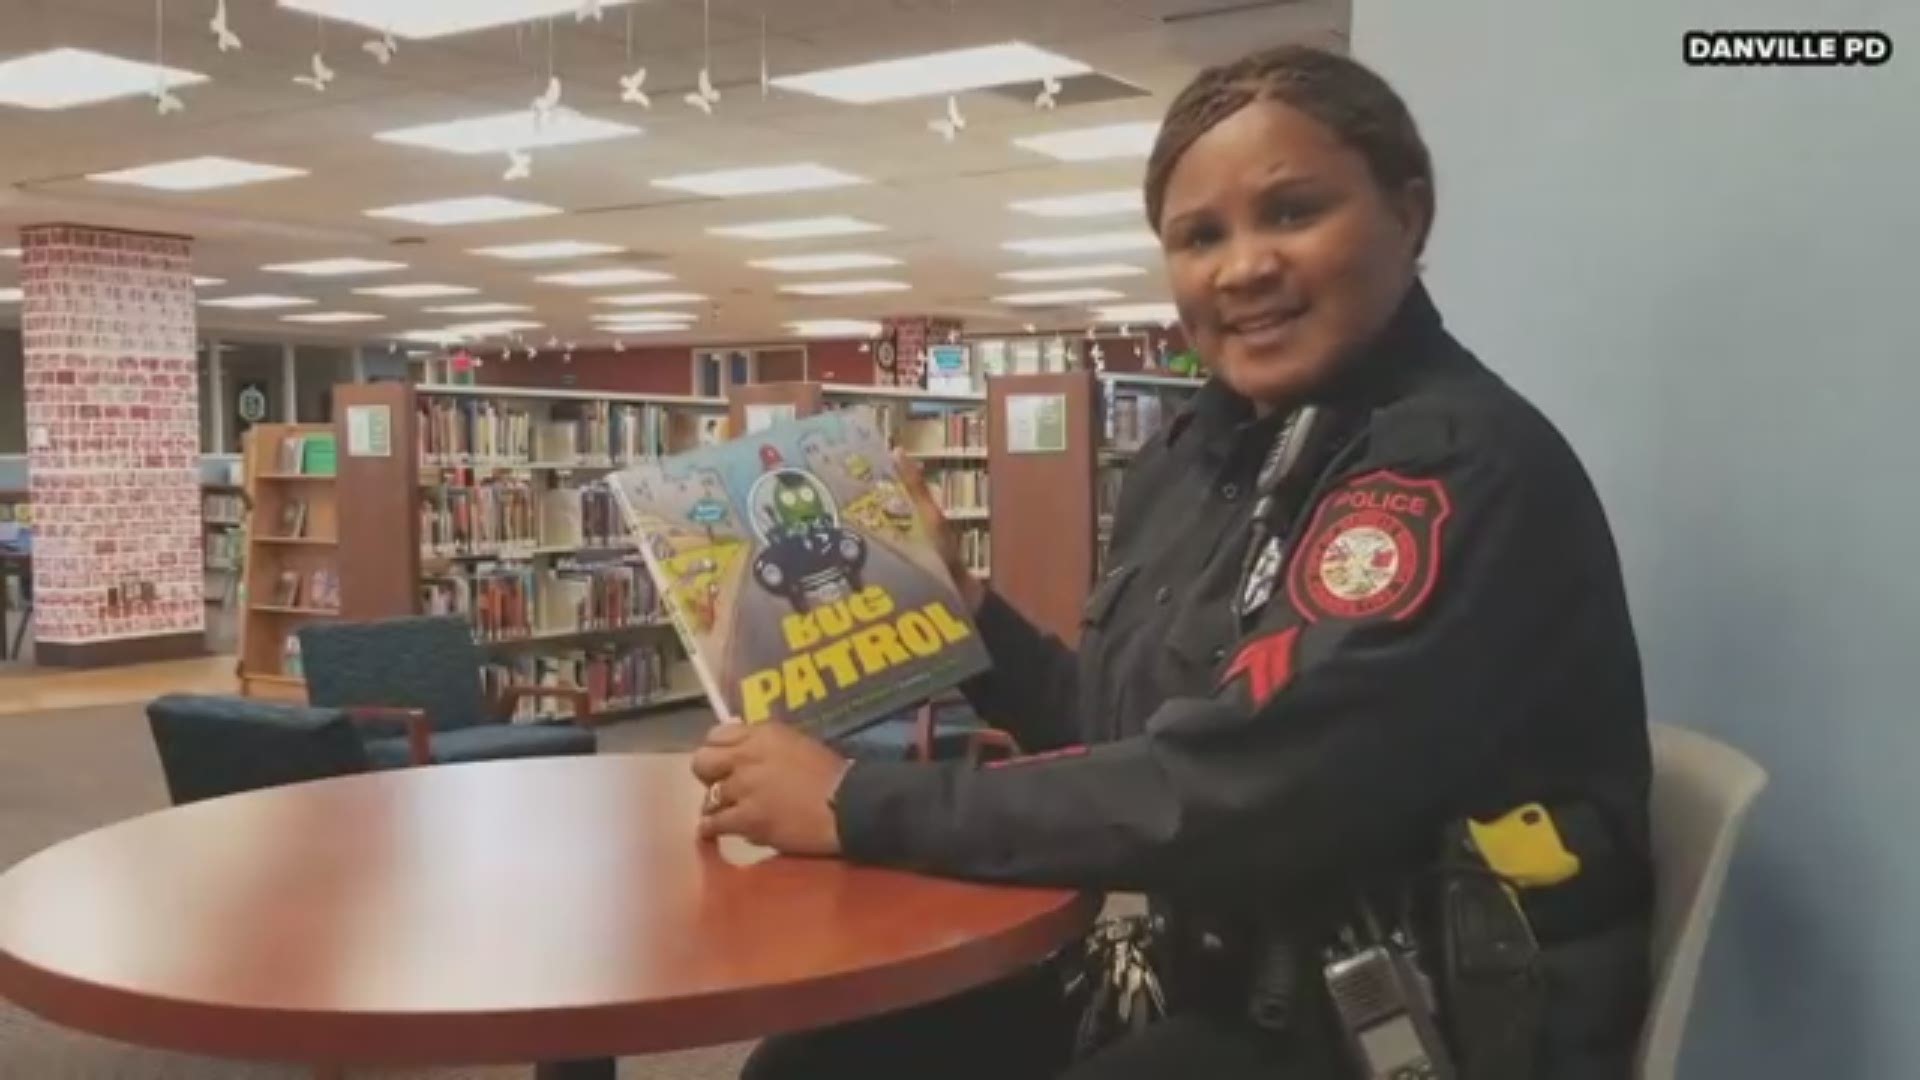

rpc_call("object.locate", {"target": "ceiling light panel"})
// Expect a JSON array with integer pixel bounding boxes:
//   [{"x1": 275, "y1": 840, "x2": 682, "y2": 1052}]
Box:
[
  {"x1": 594, "y1": 311, "x2": 698, "y2": 324},
  {"x1": 1014, "y1": 121, "x2": 1160, "y2": 162},
  {"x1": 594, "y1": 292, "x2": 709, "y2": 307},
  {"x1": 365, "y1": 196, "x2": 560, "y2": 226},
  {"x1": 443, "y1": 319, "x2": 544, "y2": 335},
  {"x1": 377, "y1": 110, "x2": 639, "y2": 155},
  {"x1": 996, "y1": 288, "x2": 1127, "y2": 306},
  {"x1": 282, "y1": 311, "x2": 386, "y2": 323},
  {"x1": 788, "y1": 319, "x2": 883, "y2": 338},
  {"x1": 279, "y1": 0, "x2": 640, "y2": 40},
  {"x1": 263, "y1": 257, "x2": 406, "y2": 277},
  {"x1": 87, "y1": 156, "x2": 307, "y2": 192},
  {"x1": 0, "y1": 288, "x2": 21, "y2": 303},
  {"x1": 354, "y1": 283, "x2": 478, "y2": 298},
  {"x1": 772, "y1": 42, "x2": 1091, "y2": 104},
  {"x1": 709, "y1": 217, "x2": 884, "y2": 241},
  {"x1": 998, "y1": 263, "x2": 1145, "y2": 283},
  {"x1": 192, "y1": 277, "x2": 225, "y2": 287},
  {"x1": 1004, "y1": 231, "x2": 1159, "y2": 256},
  {"x1": 471, "y1": 241, "x2": 622, "y2": 260},
  {"x1": 0, "y1": 248, "x2": 18, "y2": 258},
  {"x1": 201, "y1": 294, "x2": 316, "y2": 310},
  {"x1": 653, "y1": 164, "x2": 867, "y2": 199},
  {"x1": 748, "y1": 253, "x2": 901, "y2": 273},
  {"x1": 0, "y1": 48, "x2": 206, "y2": 111},
  {"x1": 535, "y1": 268, "x2": 674, "y2": 287},
  {"x1": 425, "y1": 302, "x2": 535, "y2": 314},
  {"x1": 779, "y1": 280, "x2": 911, "y2": 297},
  {"x1": 1010, "y1": 189, "x2": 1140, "y2": 218},
  {"x1": 1095, "y1": 302, "x2": 1180, "y2": 324}
]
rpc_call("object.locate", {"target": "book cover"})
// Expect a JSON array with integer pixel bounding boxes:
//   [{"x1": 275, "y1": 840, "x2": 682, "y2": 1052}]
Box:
[{"x1": 608, "y1": 407, "x2": 990, "y2": 739}]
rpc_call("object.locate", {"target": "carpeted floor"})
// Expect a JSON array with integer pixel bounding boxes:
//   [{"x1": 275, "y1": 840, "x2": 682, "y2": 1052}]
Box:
[{"x1": 0, "y1": 701, "x2": 752, "y2": 1079}]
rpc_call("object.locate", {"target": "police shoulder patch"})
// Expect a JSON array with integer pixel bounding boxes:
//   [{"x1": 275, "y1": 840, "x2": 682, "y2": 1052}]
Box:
[{"x1": 1287, "y1": 470, "x2": 1452, "y2": 623}]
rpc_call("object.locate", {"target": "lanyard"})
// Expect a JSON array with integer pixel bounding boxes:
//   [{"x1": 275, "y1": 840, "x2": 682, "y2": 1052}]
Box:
[{"x1": 1233, "y1": 405, "x2": 1360, "y2": 630}]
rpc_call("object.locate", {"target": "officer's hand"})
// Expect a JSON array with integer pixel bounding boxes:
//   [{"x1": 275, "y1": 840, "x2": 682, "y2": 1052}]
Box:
[
  {"x1": 892, "y1": 448, "x2": 984, "y2": 611},
  {"x1": 691, "y1": 721, "x2": 850, "y2": 856}
]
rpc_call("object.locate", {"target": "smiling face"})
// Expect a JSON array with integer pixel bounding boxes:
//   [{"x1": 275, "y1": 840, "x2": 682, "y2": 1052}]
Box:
[{"x1": 1157, "y1": 98, "x2": 1430, "y2": 409}]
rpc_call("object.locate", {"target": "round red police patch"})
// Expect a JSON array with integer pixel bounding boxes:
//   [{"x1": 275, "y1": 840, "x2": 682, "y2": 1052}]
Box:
[{"x1": 1288, "y1": 470, "x2": 1452, "y2": 623}]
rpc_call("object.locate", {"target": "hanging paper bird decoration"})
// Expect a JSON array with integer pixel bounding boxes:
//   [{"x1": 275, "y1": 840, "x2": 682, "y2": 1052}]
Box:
[
  {"x1": 209, "y1": 0, "x2": 242, "y2": 52},
  {"x1": 504, "y1": 149, "x2": 533, "y2": 181},
  {"x1": 619, "y1": 67, "x2": 651, "y2": 107},
  {"x1": 684, "y1": 67, "x2": 720, "y2": 114},
  {"x1": 532, "y1": 76, "x2": 563, "y2": 127},
  {"x1": 1036, "y1": 75, "x2": 1062, "y2": 110},
  {"x1": 577, "y1": 0, "x2": 605, "y2": 22},
  {"x1": 362, "y1": 31, "x2": 397, "y2": 65},
  {"x1": 293, "y1": 52, "x2": 334, "y2": 92},
  {"x1": 613, "y1": 338, "x2": 626, "y2": 353},
  {"x1": 928, "y1": 94, "x2": 966, "y2": 142},
  {"x1": 153, "y1": 83, "x2": 185, "y2": 115}
]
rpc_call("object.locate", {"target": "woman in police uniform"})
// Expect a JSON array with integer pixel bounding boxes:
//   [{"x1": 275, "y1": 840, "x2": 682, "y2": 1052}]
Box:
[{"x1": 693, "y1": 43, "x2": 1653, "y2": 1080}]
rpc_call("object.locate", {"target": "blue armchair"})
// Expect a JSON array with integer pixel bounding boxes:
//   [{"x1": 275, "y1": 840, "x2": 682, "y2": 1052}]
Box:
[
  {"x1": 147, "y1": 693, "x2": 373, "y2": 805},
  {"x1": 298, "y1": 615, "x2": 598, "y2": 769},
  {"x1": 832, "y1": 693, "x2": 1021, "y2": 764}
]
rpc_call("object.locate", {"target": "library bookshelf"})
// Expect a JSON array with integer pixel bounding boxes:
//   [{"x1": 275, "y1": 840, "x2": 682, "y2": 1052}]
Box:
[
  {"x1": 237, "y1": 423, "x2": 341, "y2": 701},
  {"x1": 316, "y1": 381, "x2": 731, "y2": 724}
]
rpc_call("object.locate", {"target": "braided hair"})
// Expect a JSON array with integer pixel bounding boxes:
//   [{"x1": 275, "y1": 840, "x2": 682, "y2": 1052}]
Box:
[{"x1": 1143, "y1": 45, "x2": 1434, "y2": 249}]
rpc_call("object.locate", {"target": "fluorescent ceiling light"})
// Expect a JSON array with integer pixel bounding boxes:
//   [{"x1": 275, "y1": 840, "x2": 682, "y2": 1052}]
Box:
[
  {"x1": 594, "y1": 292, "x2": 708, "y2": 307},
  {"x1": 999, "y1": 263, "x2": 1144, "y2": 283},
  {"x1": 788, "y1": 319, "x2": 883, "y2": 338},
  {"x1": 995, "y1": 287, "x2": 1127, "y2": 306},
  {"x1": 1014, "y1": 121, "x2": 1160, "y2": 163},
  {"x1": 471, "y1": 240, "x2": 622, "y2": 261},
  {"x1": 0, "y1": 288, "x2": 20, "y2": 303},
  {"x1": 709, "y1": 217, "x2": 884, "y2": 241},
  {"x1": 748, "y1": 253, "x2": 901, "y2": 273},
  {"x1": 281, "y1": 311, "x2": 386, "y2": 324},
  {"x1": 1010, "y1": 189, "x2": 1138, "y2": 218},
  {"x1": 595, "y1": 311, "x2": 697, "y2": 324},
  {"x1": 779, "y1": 280, "x2": 911, "y2": 297},
  {"x1": 193, "y1": 276, "x2": 225, "y2": 287},
  {"x1": 278, "y1": 0, "x2": 639, "y2": 40},
  {"x1": 1004, "y1": 230, "x2": 1158, "y2": 256},
  {"x1": 1094, "y1": 302, "x2": 1180, "y2": 324},
  {"x1": 365, "y1": 196, "x2": 560, "y2": 226},
  {"x1": 376, "y1": 110, "x2": 639, "y2": 155},
  {"x1": 535, "y1": 268, "x2": 673, "y2": 287},
  {"x1": 653, "y1": 164, "x2": 867, "y2": 199},
  {"x1": 0, "y1": 48, "x2": 206, "y2": 111},
  {"x1": 87, "y1": 156, "x2": 306, "y2": 192},
  {"x1": 0, "y1": 248, "x2": 18, "y2": 258},
  {"x1": 399, "y1": 329, "x2": 468, "y2": 345},
  {"x1": 354, "y1": 283, "x2": 478, "y2": 298},
  {"x1": 425, "y1": 302, "x2": 534, "y2": 314},
  {"x1": 602, "y1": 324, "x2": 684, "y2": 336},
  {"x1": 772, "y1": 42, "x2": 1090, "y2": 104},
  {"x1": 264, "y1": 257, "x2": 407, "y2": 277},
  {"x1": 444, "y1": 319, "x2": 544, "y2": 335},
  {"x1": 201, "y1": 294, "x2": 316, "y2": 310}
]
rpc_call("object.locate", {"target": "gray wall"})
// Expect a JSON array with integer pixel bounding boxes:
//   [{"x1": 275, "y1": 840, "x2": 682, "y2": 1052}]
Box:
[
  {"x1": 1354, "y1": 2, "x2": 1918, "y2": 1075},
  {"x1": 0, "y1": 329, "x2": 22, "y2": 454}
]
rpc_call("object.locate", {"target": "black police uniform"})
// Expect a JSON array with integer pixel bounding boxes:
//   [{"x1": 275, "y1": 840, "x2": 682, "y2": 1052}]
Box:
[{"x1": 748, "y1": 282, "x2": 1654, "y2": 1080}]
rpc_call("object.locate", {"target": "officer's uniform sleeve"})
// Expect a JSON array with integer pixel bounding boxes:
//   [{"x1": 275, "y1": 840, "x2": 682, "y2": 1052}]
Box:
[
  {"x1": 955, "y1": 589, "x2": 1084, "y2": 753},
  {"x1": 833, "y1": 436, "x2": 1567, "y2": 893}
]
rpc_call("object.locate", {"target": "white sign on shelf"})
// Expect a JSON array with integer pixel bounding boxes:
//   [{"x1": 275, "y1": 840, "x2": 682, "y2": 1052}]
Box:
[
  {"x1": 346, "y1": 404, "x2": 392, "y2": 458},
  {"x1": 1005, "y1": 393, "x2": 1068, "y2": 454},
  {"x1": 743, "y1": 403, "x2": 797, "y2": 434}
]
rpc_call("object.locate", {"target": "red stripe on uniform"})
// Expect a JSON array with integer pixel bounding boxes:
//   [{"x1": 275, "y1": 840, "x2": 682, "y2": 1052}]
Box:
[
  {"x1": 984, "y1": 745, "x2": 1090, "y2": 769},
  {"x1": 1220, "y1": 626, "x2": 1300, "y2": 707}
]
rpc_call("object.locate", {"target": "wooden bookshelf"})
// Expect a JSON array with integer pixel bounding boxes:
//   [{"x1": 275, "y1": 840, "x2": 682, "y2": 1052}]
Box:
[
  {"x1": 984, "y1": 373, "x2": 1099, "y2": 645},
  {"x1": 323, "y1": 382, "x2": 732, "y2": 723},
  {"x1": 237, "y1": 424, "x2": 341, "y2": 700},
  {"x1": 1094, "y1": 372, "x2": 1204, "y2": 574}
]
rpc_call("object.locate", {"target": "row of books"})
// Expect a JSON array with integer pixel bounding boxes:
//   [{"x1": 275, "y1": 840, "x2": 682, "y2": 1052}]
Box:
[
  {"x1": 421, "y1": 482, "x2": 629, "y2": 557},
  {"x1": 959, "y1": 527, "x2": 991, "y2": 575},
  {"x1": 928, "y1": 467, "x2": 989, "y2": 513},
  {"x1": 418, "y1": 397, "x2": 725, "y2": 466},
  {"x1": 1096, "y1": 466, "x2": 1125, "y2": 519},
  {"x1": 484, "y1": 642, "x2": 682, "y2": 723},
  {"x1": 203, "y1": 493, "x2": 245, "y2": 524},
  {"x1": 1103, "y1": 390, "x2": 1169, "y2": 452},
  {"x1": 268, "y1": 567, "x2": 339, "y2": 611},
  {"x1": 898, "y1": 411, "x2": 988, "y2": 453},
  {"x1": 276, "y1": 433, "x2": 338, "y2": 476},
  {"x1": 204, "y1": 529, "x2": 242, "y2": 571},
  {"x1": 420, "y1": 561, "x2": 664, "y2": 641}
]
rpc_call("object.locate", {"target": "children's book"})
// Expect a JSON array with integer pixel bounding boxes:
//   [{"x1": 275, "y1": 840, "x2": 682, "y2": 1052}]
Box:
[{"x1": 608, "y1": 406, "x2": 990, "y2": 739}]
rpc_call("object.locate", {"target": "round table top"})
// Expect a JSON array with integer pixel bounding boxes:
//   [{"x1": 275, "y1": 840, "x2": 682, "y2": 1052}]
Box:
[{"x1": 0, "y1": 753, "x2": 1097, "y2": 1066}]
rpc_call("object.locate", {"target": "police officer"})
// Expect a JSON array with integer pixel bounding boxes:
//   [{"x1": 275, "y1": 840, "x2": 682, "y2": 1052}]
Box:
[{"x1": 692, "y1": 43, "x2": 1652, "y2": 1080}]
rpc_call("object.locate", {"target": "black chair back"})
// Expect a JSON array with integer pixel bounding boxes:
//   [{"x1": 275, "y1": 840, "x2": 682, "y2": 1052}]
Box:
[
  {"x1": 146, "y1": 693, "x2": 370, "y2": 805},
  {"x1": 299, "y1": 615, "x2": 489, "y2": 732}
]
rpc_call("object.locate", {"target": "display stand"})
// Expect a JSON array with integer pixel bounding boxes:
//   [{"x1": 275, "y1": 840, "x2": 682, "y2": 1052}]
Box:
[{"x1": 237, "y1": 423, "x2": 340, "y2": 700}]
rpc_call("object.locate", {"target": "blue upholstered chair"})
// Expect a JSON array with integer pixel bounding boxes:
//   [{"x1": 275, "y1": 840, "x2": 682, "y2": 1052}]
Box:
[
  {"x1": 298, "y1": 615, "x2": 598, "y2": 769},
  {"x1": 832, "y1": 694, "x2": 1020, "y2": 764},
  {"x1": 147, "y1": 693, "x2": 374, "y2": 805}
]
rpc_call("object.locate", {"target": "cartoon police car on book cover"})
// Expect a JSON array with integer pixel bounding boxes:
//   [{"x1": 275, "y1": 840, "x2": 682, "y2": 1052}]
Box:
[{"x1": 608, "y1": 406, "x2": 989, "y2": 739}]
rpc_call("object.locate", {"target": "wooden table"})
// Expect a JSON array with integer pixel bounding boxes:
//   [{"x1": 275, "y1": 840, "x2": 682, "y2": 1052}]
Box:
[{"x1": 0, "y1": 754, "x2": 1098, "y2": 1070}]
